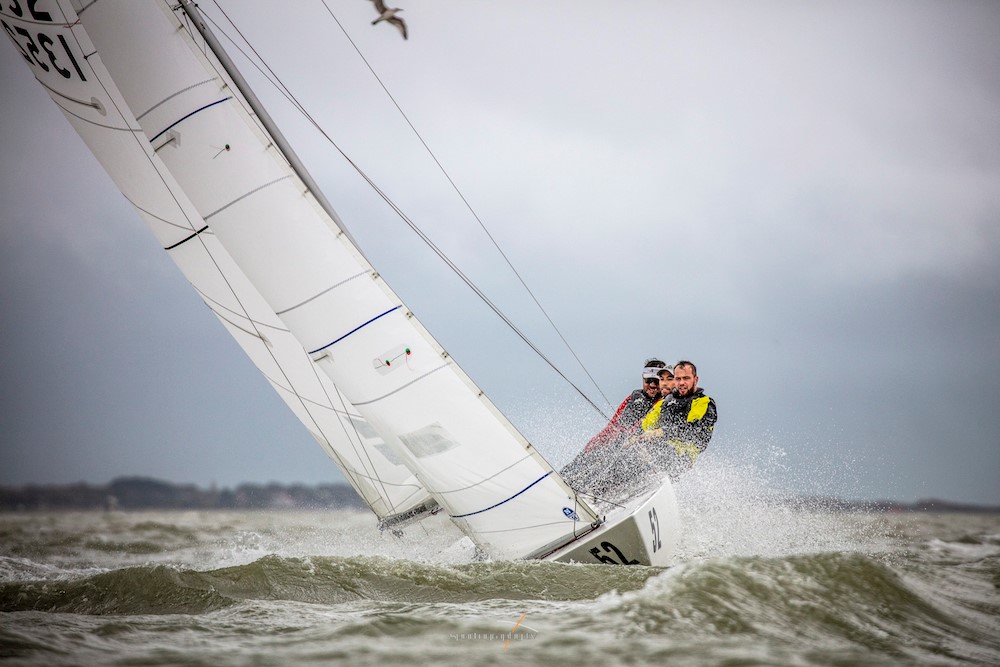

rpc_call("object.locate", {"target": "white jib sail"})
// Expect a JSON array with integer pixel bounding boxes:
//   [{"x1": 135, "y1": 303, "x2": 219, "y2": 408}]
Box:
[
  {"x1": 8, "y1": 0, "x2": 600, "y2": 559},
  {"x1": 1, "y1": 0, "x2": 430, "y2": 522}
]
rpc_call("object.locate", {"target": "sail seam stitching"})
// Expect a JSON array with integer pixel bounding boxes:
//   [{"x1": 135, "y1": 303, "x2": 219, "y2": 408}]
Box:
[
  {"x1": 46, "y1": 97, "x2": 141, "y2": 132},
  {"x1": 194, "y1": 287, "x2": 289, "y2": 333},
  {"x1": 191, "y1": 285, "x2": 289, "y2": 333},
  {"x1": 35, "y1": 78, "x2": 100, "y2": 109},
  {"x1": 276, "y1": 270, "x2": 369, "y2": 315},
  {"x1": 123, "y1": 195, "x2": 201, "y2": 233},
  {"x1": 474, "y1": 519, "x2": 578, "y2": 535},
  {"x1": 137, "y1": 77, "x2": 219, "y2": 120},
  {"x1": 351, "y1": 361, "x2": 448, "y2": 406},
  {"x1": 434, "y1": 455, "x2": 532, "y2": 495},
  {"x1": 203, "y1": 175, "x2": 293, "y2": 220},
  {"x1": 204, "y1": 301, "x2": 268, "y2": 341}
]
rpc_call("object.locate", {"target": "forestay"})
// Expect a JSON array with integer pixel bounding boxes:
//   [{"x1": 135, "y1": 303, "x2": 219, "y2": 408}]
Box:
[{"x1": 4, "y1": 0, "x2": 600, "y2": 559}]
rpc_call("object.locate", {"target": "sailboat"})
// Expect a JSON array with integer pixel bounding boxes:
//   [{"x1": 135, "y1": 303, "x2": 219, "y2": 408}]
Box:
[{"x1": 2, "y1": 0, "x2": 680, "y2": 565}]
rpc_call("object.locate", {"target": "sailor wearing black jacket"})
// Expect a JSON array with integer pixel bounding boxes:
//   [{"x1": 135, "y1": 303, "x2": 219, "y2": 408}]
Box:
[{"x1": 642, "y1": 360, "x2": 717, "y2": 477}]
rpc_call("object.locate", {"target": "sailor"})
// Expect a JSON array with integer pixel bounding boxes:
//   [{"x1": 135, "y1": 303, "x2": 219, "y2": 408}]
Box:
[
  {"x1": 640, "y1": 360, "x2": 717, "y2": 479},
  {"x1": 640, "y1": 365, "x2": 675, "y2": 431},
  {"x1": 558, "y1": 358, "x2": 666, "y2": 492},
  {"x1": 583, "y1": 358, "x2": 666, "y2": 452}
]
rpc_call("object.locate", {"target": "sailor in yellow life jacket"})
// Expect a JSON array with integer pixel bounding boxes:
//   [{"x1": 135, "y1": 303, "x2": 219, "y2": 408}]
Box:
[{"x1": 640, "y1": 360, "x2": 718, "y2": 479}]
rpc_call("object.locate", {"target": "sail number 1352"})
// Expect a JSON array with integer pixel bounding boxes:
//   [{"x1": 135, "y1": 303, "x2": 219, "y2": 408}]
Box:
[{"x1": 2, "y1": 1, "x2": 89, "y2": 82}]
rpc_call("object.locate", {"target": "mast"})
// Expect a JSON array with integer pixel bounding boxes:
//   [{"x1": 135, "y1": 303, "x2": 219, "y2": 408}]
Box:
[{"x1": 177, "y1": 0, "x2": 366, "y2": 256}]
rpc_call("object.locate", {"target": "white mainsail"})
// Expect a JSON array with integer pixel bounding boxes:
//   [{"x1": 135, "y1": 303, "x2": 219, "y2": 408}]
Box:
[
  {"x1": 1, "y1": 0, "x2": 429, "y2": 523},
  {"x1": 5, "y1": 0, "x2": 600, "y2": 559}
]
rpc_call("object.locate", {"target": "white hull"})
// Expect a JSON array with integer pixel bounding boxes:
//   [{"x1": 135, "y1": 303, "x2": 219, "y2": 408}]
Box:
[{"x1": 544, "y1": 479, "x2": 681, "y2": 566}]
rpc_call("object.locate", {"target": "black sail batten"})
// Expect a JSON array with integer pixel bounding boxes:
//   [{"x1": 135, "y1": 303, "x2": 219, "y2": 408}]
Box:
[{"x1": 164, "y1": 225, "x2": 209, "y2": 250}]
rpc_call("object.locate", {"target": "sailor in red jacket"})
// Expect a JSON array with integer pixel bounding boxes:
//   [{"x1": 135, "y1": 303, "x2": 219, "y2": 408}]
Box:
[
  {"x1": 584, "y1": 361, "x2": 670, "y2": 452},
  {"x1": 560, "y1": 359, "x2": 667, "y2": 491}
]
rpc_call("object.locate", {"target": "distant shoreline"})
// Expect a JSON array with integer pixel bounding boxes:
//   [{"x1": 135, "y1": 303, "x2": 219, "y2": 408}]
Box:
[
  {"x1": 1, "y1": 477, "x2": 998, "y2": 513},
  {"x1": 0, "y1": 477, "x2": 367, "y2": 512}
]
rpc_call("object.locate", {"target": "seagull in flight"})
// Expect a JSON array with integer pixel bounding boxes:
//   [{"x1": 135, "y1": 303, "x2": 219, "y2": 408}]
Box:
[{"x1": 370, "y1": 0, "x2": 408, "y2": 40}]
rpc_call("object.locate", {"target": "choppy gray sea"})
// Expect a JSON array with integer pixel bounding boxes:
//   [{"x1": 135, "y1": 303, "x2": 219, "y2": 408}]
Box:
[{"x1": 2, "y1": 472, "x2": 998, "y2": 666}]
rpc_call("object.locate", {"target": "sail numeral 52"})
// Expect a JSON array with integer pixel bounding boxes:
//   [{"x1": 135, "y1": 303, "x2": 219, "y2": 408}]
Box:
[
  {"x1": 649, "y1": 507, "x2": 662, "y2": 552},
  {"x1": 589, "y1": 541, "x2": 639, "y2": 565}
]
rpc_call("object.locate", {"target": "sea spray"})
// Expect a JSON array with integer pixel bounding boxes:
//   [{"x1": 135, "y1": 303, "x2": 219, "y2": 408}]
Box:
[{"x1": 672, "y1": 461, "x2": 893, "y2": 561}]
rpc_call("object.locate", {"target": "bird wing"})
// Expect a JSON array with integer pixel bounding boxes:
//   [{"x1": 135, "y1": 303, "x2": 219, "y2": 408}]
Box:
[
  {"x1": 388, "y1": 16, "x2": 408, "y2": 39},
  {"x1": 372, "y1": 0, "x2": 388, "y2": 14}
]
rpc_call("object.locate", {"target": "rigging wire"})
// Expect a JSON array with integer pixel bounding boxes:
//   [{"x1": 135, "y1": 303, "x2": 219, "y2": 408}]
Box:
[
  {"x1": 204, "y1": 2, "x2": 613, "y2": 421},
  {"x1": 317, "y1": 0, "x2": 613, "y2": 412}
]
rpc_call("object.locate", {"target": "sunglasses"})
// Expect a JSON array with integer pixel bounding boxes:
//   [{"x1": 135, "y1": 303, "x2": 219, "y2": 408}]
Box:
[{"x1": 644, "y1": 378, "x2": 660, "y2": 384}]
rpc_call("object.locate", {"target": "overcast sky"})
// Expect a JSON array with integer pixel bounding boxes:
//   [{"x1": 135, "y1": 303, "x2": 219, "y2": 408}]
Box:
[{"x1": 1, "y1": 1, "x2": 998, "y2": 505}]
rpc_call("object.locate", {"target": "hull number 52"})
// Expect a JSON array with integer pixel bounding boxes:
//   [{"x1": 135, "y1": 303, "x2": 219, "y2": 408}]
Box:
[{"x1": 589, "y1": 541, "x2": 639, "y2": 565}]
